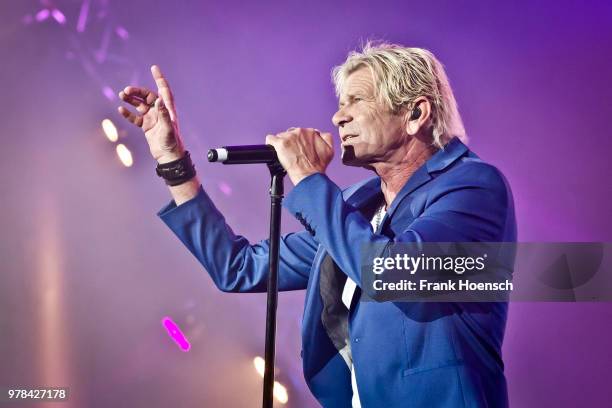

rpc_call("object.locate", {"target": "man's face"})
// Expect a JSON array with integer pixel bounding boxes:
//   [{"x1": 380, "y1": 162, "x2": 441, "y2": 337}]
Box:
[{"x1": 332, "y1": 67, "x2": 408, "y2": 167}]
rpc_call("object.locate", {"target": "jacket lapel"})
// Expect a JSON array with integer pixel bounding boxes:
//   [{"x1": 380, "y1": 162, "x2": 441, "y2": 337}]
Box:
[
  {"x1": 302, "y1": 136, "x2": 471, "y2": 391},
  {"x1": 383, "y1": 136, "x2": 469, "y2": 227}
]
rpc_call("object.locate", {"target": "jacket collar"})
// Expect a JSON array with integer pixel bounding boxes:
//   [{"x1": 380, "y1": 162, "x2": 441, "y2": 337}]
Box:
[
  {"x1": 345, "y1": 136, "x2": 469, "y2": 216},
  {"x1": 425, "y1": 136, "x2": 469, "y2": 173}
]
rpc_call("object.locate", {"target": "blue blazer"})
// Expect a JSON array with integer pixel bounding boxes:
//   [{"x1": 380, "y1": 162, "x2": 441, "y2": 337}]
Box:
[{"x1": 158, "y1": 137, "x2": 517, "y2": 407}]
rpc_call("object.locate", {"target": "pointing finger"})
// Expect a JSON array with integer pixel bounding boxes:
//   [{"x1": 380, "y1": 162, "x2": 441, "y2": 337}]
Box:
[
  {"x1": 151, "y1": 65, "x2": 172, "y2": 93},
  {"x1": 150, "y1": 65, "x2": 176, "y2": 120}
]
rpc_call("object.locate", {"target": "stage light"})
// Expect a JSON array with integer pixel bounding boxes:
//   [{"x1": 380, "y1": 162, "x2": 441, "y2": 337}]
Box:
[
  {"x1": 273, "y1": 381, "x2": 288, "y2": 404},
  {"x1": 102, "y1": 86, "x2": 116, "y2": 101},
  {"x1": 115, "y1": 26, "x2": 129, "y2": 40},
  {"x1": 76, "y1": 0, "x2": 90, "y2": 33},
  {"x1": 218, "y1": 181, "x2": 232, "y2": 196},
  {"x1": 116, "y1": 144, "x2": 133, "y2": 167},
  {"x1": 253, "y1": 357, "x2": 288, "y2": 404},
  {"x1": 51, "y1": 9, "x2": 66, "y2": 25},
  {"x1": 253, "y1": 356, "x2": 265, "y2": 377},
  {"x1": 35, "y1": 9, "x2": 50, "y2": 22},
  {"x1": 162, "y1": 317, "x2": 191, "y2": 351},
  {"x1": 101, "y1": 119, "x2": 118, "y2": 142}
]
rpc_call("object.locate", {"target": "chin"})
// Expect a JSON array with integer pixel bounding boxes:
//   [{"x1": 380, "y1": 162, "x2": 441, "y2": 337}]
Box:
[
  {"x1": 341, "y1": 145, "x2": 366, "y2": 167},
  {"x1": 341, "y1": 158, "x2": 363, "y2": 167}
]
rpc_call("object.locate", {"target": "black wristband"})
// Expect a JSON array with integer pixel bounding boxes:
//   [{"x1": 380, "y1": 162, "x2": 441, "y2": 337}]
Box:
[{"x1": 155, "y1": 151, "x2": 196, "y2": 186}]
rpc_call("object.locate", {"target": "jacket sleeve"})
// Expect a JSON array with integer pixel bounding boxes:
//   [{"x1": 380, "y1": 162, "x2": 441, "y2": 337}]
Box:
[
  {"x1": 158, "y1": 185, "x2": 318, "y2": 293},
  {"x1": 282, "y1": 163, "x2": 515, "y2": 300}
]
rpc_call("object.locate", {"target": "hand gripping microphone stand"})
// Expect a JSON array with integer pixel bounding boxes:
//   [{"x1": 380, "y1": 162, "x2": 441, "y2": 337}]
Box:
[{"x1": 208, "y1": 146, "x2": 286, "y2": 408}]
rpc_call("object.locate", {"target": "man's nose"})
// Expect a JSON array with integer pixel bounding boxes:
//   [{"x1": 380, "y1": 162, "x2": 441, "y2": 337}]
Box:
[{"x1": 332, "y1": 109, "x2": 352, "y2": 128}]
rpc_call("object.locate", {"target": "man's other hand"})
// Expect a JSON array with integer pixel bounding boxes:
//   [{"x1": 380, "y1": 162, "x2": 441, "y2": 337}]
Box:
[
  {"x1": 265, "y1": 128, "x2": 334, "y2": 185},
  {"x1": 118, "y1": 65, "x2": 184, "y2": 164}
]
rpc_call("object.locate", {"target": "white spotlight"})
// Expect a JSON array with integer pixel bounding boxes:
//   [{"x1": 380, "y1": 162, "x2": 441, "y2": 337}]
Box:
[
  {"x1": 253, "y1": 356, "x2": 265, "y2": 378},
  {"x1": 273, "y1": 381, "x2": 288, "y2": 404},
  {"x1": 101, "y1": 119, "x2": 118, "y2": 142},
  {"x1": 116, "y1": 144, "x2": 133, "y2": 167}
]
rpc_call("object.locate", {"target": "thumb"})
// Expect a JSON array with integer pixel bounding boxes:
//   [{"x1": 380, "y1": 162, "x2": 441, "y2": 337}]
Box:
[
  {"x1": 155, "y1": 96, "x2": 171, "y2": 123},
  {"x1": 320, "y1": 132, "x2": 334, "y2": 149}
]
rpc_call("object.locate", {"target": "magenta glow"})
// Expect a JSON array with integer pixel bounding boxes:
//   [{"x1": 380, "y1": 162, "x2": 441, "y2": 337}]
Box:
[{"x1": 162, "y1": 316, "x2": 191, "y2": 351}]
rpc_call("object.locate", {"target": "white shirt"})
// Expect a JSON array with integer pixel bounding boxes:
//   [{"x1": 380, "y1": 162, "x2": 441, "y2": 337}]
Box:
[{"x1": 340, "y1": 202, "x2": 386, "y2": 408}]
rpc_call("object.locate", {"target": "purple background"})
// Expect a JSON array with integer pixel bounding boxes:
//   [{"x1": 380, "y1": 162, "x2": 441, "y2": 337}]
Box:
[{"x1": 1, "y1": 1, "x2": 611, "y2": 406}]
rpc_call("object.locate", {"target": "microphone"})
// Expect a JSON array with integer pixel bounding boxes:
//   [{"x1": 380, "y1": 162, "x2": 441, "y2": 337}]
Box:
[{"x1": 207, "y1": 145, "x2": 278, "y2": 164}]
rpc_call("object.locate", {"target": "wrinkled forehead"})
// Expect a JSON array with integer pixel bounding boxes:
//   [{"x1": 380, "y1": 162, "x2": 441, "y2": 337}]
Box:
[{"x1": 337, "y1": 65, "x2": 378, "y2": 101}]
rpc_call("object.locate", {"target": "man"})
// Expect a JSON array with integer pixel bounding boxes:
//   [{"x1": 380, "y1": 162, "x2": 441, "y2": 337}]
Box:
[{"x1": 118, "y1": 43, "x2": 516, "y2": 407}]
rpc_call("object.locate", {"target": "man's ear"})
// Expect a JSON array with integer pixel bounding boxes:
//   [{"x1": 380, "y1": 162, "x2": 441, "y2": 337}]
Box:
[{"x1": 405, "y1": 97, "x2": 431, "y2": 136}]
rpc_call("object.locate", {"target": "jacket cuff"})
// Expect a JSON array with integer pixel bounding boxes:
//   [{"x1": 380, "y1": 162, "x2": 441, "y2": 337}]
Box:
[
  {"x1": 283, "y1": 172, "x2": 341, "y2": 234},
  {"x1": 157, "y1": 184, "x2": 213, "y2": 224}
]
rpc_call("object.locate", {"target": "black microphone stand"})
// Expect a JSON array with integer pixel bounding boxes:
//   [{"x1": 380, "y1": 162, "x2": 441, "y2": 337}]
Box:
[{"x1": 262, "y1": 161, "x2": 286, "y2": 408}]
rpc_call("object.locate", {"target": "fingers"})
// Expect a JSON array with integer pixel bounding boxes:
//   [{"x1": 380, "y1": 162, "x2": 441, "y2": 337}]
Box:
[
  {"x1": 265, "y1": 133, "x2": 279, "y2": 147},
  {"x1": 150, "y1": 65, "x2": 177, "y2": 122},
  {"x1": 156, "y1": 95, "x2": 171, "y2": 123},
  {"x1": 268, "y1": 128, "x2": 332, "y2": 141},
  {"x1": 122, "y1": 86, "x2": 157, "y2": 105},
  {"x1": 118, "y1": 85, "x2": 157, "y2": 127},
  {"x1": 320, "y1": 132, "x2": 334, "y2": 149},
  {"x1": 119, "y1": 90, "x2": 153, "y2": 114},
  {"x1": 118, "y1": 85, "x2": 156, "y2": 127},
  {"x1": 151, "y1": 65, "x2": 171, "y2": 93},
  {"x1": 117, "y1": 64, "x2": 178, "y2": 129},
  {"x1": 117, "y1": 105, "x2": 144, "y2": 127},
  {"x1": 284, "y1": 127, "x2": 332, "y2": 144},
  {"x1": 117, "y1": 95, "x2": 171, "y2": 130},
  {"x1": 266, "y1": 128, "x2": 334, "y2": 157}
]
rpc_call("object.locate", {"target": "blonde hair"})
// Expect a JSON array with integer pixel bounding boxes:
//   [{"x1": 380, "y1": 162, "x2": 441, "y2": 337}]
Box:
[{"x1": 332, "y1": 41, "x2": 467, "y2": 148}]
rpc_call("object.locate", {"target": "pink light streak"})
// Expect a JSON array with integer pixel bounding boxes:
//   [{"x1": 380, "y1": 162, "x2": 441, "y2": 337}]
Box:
[
  {"x1": 115, "y1": 26, "x2": 129, "y2": 40},
  {"x1": 94, "y1": 27, "x2": 111, "y2": 63},
  {"x1": 35, "y1": 9, "x2": 50, "y2": 22},
  {"x1": 76, "y1": 0, "x2": 90, "y2": 32},
  {"x1": 102, "y1": 86, "x2": 115, "y2": 101},
  {"x1": 162, "y1": 317, "x2": 191, "y2": 351},
  {"x1": 218, "y1": 181, "x2": 233, "y2": 196},
  {"x1": 51, "y1": 9, "x2": 66, "y2": 25}
]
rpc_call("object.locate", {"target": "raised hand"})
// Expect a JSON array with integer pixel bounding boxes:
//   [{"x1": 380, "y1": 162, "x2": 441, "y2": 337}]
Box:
[{"x1": 118, "y1": 65, "x2": 184, "y2": 163}]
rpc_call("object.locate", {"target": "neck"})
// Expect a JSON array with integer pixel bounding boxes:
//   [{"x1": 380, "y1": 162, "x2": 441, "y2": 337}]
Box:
[{"x1": 372, "y1": 138, "x2": 438, "y2": 207}]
